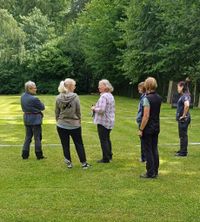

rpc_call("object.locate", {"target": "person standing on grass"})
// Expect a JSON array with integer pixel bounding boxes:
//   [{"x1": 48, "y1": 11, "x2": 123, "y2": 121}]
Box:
[
  {"x1": 175, "y1": 79, "x2": 191, "y2": 157},
  {"x1": 136, "y1": 82, "x2": 146, "y2": 162},
  {"x1": 55, "y1": 78, "x2": 91, "y2": 169},
  {"x1": 138, "y1": 77, "x2": 162, "y2": 178},
  {"x1": 21, "y1": 81, "x2": 46, "y2": 160},
  {"x1": 91, "y1": 79, "x2": 115, "y2": 163}
]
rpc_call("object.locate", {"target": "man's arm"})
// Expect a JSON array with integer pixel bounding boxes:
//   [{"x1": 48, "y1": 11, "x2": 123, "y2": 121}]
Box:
[{"x1": 34, "y1": 97, "x2": 45, "y2": 111}]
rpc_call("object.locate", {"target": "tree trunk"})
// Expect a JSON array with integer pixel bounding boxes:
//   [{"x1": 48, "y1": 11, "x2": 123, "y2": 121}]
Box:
[{"x1": 167, "y1": 80, "x2": 173, "y2": 104}]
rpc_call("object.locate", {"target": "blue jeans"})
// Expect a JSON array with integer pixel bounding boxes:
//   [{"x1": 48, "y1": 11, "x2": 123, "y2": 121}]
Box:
[{"x1": 22, "y1": 125, "x2": 43, "y2": 158}]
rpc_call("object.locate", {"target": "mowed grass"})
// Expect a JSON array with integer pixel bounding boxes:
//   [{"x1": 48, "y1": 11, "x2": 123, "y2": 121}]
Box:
[{"x1": 0, "y1": 95, "x2": 200, "y2": 222}]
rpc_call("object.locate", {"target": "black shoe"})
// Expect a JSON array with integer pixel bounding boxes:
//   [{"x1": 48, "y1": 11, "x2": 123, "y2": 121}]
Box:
[
  {"x1": 22, "y1": 150, "x2": 29, "y2": 159},
  {"x1": 140, "y1": 173, "x2": 156, "y2": 179},
  {"x1": 139, "y1": 158, "x2": 146, "y2": 162},
  {"x1": 22, "y1": 157, "x2": 28, "y2": 160},
  {"x1": 175, "y1": 153, "x2": 187, "y2": 157},
  {"x1": 37, "y1": 156, "x2": 47, "y2": 160},
  {"x1": 97, "y1": 159, "x2": 110, "y2": 163},
  {"x1": 175, "y1": 150, "x2": 181, "y2": 154}
]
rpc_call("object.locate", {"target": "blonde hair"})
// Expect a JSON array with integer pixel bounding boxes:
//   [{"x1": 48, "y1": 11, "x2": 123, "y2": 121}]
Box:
[
  {"x1": 58, "y1": 78, "x2": 76, "y2": 93},
  {"x1": 138, "y1": 81, "x2": 146, "y2": 93},
  {"x1": 99, "y1": 79, "x2": 114, "y2": 92},
  {"x1": 144, "y1": 77, "x2": 157, "y2": 91}
]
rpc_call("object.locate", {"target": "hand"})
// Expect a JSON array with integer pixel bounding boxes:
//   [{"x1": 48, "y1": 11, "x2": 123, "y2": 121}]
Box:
[
  {"x1": 179, "y1": 116, "x2": 185, "y2": 120},
  {"x1": 138, "y1": 130, "x2": 143, "y2": 137}
]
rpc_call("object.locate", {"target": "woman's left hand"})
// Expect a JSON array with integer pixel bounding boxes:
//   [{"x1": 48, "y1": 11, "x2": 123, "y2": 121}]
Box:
[
  {"x1": 179, "y1": 116, "x2": 185, "y2": 120},
  {"x1": 138, "y1": 130, "x2": 143, "y2": 137}
]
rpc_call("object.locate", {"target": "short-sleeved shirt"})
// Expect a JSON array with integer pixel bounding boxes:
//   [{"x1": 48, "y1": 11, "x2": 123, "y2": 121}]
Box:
[
  {"x1": 176, "y1": 93, "x2": 191, "y2": 121},
  {"x1": 136, "y1": 94, "x2": 146, "y2": 125},
  {"x1": 143, "y1": 97, "x2": 150, "y2": 107}
]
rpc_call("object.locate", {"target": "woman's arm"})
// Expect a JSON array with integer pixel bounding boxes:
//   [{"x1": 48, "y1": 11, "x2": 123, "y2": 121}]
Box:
[
  {"x1": 75, "y1": 96, "x2": 81, "y2": 119},
  {"x1": 92, "y1": 96, "x2": 106, "y2": 114},
  {"x1": 180, "y1": 100, "x2": 190, "y2": 120},
  {"x1": 138, "y1": 106, "x2": 150, "y2": 137}
]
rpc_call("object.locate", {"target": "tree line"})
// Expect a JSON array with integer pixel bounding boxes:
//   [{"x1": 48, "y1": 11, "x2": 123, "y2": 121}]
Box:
[{"x1": 0, "y1": 0, "x2": 200, "y2": 100}]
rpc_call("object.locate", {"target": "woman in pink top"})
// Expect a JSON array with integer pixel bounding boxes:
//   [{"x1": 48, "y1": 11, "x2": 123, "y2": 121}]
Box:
[{"x1": 91, "y1": 79, "x2": 115, "y2": 163}]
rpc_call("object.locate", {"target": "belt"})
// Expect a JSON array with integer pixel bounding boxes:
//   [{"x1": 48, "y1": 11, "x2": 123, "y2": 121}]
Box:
[{"x1": 25, "y1": 112, "x2": 41, "y2": 115}]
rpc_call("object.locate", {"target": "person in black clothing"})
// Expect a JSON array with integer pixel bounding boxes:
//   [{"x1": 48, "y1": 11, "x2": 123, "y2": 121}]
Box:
[
  {"x1": 175, "y1": 80, "x2": 191, "y2": 157},
  {"x1": 138, "y1": 77, "x2": 162, "y2": 178}
]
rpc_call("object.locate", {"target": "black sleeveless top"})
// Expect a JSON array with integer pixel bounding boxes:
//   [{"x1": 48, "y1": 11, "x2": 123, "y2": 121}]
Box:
[{"x1": 143, "y1": 92, "x2": 162, "y2": 135}]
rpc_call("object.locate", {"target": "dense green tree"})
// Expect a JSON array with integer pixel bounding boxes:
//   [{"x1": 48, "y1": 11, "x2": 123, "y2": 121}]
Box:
[
  {"x1": 121, "y1": 0, "x2": 200, "y2": 96},
  {"x1": 1, "y1": 0, "x2": 200, "y2": 99},
  {"x1": 20, "y1": 7, "x2": 55, "y2": 52},
  {"x1": 0, "y1": 9, "x2": 26, "y2": 93},
  {"x1": 77, "y1": 0, "x2": 128, "y2": 90},
  {"x1": 65, "y1": 0, "x2": 91, "y2": 21},
  {"x1": 22, "y1": 39, "x2": 73, "y2": 94},
  {"x1": 0, "y1": 0, "x2": 71, "y2": 34},
  {"x1": 58, "y1": 23, "x2": 93, "y2": 93},
  {"x1": 0, "y1": 9, "x2": 25, "y2": 63},
  {"x1": 122, "y1": 1, "x2": 167, "y2": 87},
  {"x1": 161, "y1": 1, "x2": 200, "y2": 81}
]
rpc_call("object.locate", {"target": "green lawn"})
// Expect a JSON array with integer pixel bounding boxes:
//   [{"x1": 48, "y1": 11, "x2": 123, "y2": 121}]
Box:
[{"x1": 0, "y1": 95, "x2": 200, "y2": 222}]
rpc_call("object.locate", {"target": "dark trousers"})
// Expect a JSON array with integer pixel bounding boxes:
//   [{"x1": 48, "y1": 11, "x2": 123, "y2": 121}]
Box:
[
  {"x1": 22, "y1": 125, "x2": 43, "y2": 158},
  {"x1": 142, "y1": 133, "x2": 159, "y2": 176},
  {"x1": 178, "y1": 118, "x2": 191, "y2": 154},
  {"x1": 97, "y1": 124, "x2": 112, "y2": 162},
  {"x1": 140, "y1": 137, "x2": 146, "y2": 161},
  {"x1": 57, "y1": 126, "x2": 86, "y2": 163}
]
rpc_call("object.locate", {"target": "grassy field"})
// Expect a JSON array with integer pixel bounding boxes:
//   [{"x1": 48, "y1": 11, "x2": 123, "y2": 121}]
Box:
[{"x1": 0, "y1": 95, "x2": 200, "y2": 222}]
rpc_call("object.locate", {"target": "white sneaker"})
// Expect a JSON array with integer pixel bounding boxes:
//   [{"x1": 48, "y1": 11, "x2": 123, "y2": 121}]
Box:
[
  {"x1": 82, "y1": 162, "x2": 91, "y2": 169},
  {"x1": 64, "y1": 159, "x2": 73, "y2": 169}
]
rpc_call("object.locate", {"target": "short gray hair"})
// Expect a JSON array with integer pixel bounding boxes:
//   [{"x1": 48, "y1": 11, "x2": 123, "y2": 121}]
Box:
[
  {"x1": 25, "y1": 81, "x2": 36, "y2": 92},
  {"x1": 58, "y1": 78, "x2": 76, "y2": 93},
  {"x1": 99, "y1": 79, "x2": 114, "y2": 92}
]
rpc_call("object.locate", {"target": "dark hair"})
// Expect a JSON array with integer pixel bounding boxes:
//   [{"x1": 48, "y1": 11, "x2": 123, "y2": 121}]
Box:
[{"x1": 178, "y1": 78, "x2": 190, "y2": 94}]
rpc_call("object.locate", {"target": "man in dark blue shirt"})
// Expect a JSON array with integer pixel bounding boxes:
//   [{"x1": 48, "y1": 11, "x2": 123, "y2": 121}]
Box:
[{"x1": 21, "y1": 81, "x2": 45, "y2": 160}]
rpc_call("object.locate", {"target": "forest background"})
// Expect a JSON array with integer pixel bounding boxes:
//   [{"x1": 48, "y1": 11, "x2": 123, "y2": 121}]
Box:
[{"x1": 1, "y1": 0, "x2": 200, "y2": 103}]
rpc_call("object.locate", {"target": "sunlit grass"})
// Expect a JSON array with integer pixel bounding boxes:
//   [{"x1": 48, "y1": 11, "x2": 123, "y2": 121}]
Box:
[{"x1": 0, "y1": 95, "x2": 200, "y2": 222}]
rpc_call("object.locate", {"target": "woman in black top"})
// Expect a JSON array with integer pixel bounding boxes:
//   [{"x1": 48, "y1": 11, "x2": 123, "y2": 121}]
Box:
[
  {"x1": 175, "y1": 80, "x2": 191, "y2": 157},
  {"x1": 138, "y1": 77, "x2": 162, "y2": 178}
]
